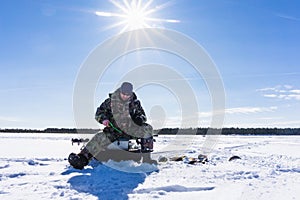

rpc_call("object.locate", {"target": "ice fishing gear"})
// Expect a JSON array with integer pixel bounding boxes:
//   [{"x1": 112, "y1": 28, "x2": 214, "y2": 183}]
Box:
[
  {"x1": 71, "y1": 138, "x2": 89, "y2": 145},
  {"x1": 228, "y1": 155, "x2": 241, "y2": 161},
  {"x1": 159, "y1": 154, "x2": 209, "y2": 165},
  {"x1": 108, "y1": 122, "x2": 154, "y2": 152}
]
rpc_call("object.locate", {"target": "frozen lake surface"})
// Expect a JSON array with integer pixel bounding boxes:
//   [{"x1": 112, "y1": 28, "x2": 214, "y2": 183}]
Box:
[{"x1": 0, "y1": 133, "x2": 299, "y2": 199}]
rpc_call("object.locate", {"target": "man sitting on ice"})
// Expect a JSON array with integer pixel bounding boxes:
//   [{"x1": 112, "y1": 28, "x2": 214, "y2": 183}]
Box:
[{"x1": 68, "y1": 82, "x2": 154, "y2": 169}]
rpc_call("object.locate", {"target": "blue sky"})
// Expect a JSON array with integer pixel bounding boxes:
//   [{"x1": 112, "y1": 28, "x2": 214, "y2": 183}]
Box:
[{"x1": 1, "y1": 0, "x2": 300, "y2": 129}]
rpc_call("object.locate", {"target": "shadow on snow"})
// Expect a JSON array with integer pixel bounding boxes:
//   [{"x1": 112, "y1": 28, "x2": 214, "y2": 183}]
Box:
[{"x1": 62, "y1": 160, "x2": 156, "y2": 200}]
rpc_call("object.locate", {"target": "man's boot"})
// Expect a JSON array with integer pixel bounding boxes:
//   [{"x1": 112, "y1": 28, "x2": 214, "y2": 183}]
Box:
[{"x1": 68, "y1": 148, "x2": 93, "y2": 170}]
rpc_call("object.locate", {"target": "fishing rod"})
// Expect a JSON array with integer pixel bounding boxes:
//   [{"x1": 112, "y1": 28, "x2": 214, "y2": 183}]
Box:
[{"x1": 109, "y1": 122, "x2": 123, "y2": 134}]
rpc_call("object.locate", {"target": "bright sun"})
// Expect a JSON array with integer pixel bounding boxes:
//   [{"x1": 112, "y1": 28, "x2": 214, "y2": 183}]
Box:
[
  {"x1": 95, "y1": 0, "x2": 179, "y2": 33},
  {"x1": 126, "y1": 5, "x2": 147, "y2": 29}
]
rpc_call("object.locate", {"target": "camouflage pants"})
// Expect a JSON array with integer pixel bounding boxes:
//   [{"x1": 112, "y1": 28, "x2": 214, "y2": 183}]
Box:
[{"x1": 85, "y1": 123, "x2": 153, "y2": 157}]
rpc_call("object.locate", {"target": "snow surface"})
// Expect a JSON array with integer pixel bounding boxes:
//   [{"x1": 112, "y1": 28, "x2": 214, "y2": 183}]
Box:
[{"x1": 0, "y1": 133, "x2": 299, "y2": 200}]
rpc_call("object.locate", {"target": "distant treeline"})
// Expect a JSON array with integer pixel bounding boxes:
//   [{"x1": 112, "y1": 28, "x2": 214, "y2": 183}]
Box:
[
  {"x1": 156, "y1": 128, "x2": 300, "y2": 135},
  {"x1": 1, "y1": 127, "x2": 300, "y2": 135},
  {"x1": 0, "y1": 128, "x2": 99, "y2": 134}
]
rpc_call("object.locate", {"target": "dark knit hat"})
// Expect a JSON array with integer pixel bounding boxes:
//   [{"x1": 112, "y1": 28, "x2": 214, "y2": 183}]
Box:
[{"x1": 120, "y1": 82, "x2": 133, "y2": 95}]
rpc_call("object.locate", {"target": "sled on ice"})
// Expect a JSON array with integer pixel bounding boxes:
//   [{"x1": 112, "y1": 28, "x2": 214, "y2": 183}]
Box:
[{"x1": 92, "y1": 137, "x2": 156, "y2": 164}]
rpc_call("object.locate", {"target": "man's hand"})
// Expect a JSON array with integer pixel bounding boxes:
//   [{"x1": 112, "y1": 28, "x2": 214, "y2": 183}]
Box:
[
  {"x1": 134, "y1": 117, "x2": 144, "y2": 126},
  {"x1": 102, "y1": 119, "x2": 110, "y2": 127}
]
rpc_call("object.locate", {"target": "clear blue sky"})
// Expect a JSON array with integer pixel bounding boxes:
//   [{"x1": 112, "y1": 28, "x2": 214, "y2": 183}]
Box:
[{"x1": 1, "y1": 0, "x2": 300, "y2": 129}]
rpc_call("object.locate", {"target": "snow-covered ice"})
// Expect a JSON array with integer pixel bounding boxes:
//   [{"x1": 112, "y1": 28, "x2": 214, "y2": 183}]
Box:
[{"x1": 0, "y1": 133, "x2": 299, "y2": 200}]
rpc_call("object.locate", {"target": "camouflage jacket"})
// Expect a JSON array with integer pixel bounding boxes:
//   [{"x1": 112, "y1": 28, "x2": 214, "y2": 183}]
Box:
[{"x1": 95, "y1": 88, "x2": 147, "y2": 131}]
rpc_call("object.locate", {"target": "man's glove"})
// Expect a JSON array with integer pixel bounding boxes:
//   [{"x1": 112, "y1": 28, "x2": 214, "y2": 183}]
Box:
[
  {"x1": 134, "y1": 117, "x2": 144, "y2": 126},
  {"x1": 102, "y1": 119, "x2": 110, "y2": 127}
]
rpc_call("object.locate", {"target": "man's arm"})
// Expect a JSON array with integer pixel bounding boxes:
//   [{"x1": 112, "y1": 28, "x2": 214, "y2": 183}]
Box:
[
  {"x1": 95, "y1": 98, "x2": 112, "y2": 124},
  {"x1": 131, "y1": 99, "x2": 147, "y2": 125}
]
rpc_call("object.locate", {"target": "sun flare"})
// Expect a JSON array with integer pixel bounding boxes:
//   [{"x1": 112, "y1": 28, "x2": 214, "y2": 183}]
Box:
[{"x1": 95, "y1": 0, "x2": 179, "y2": 33}]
